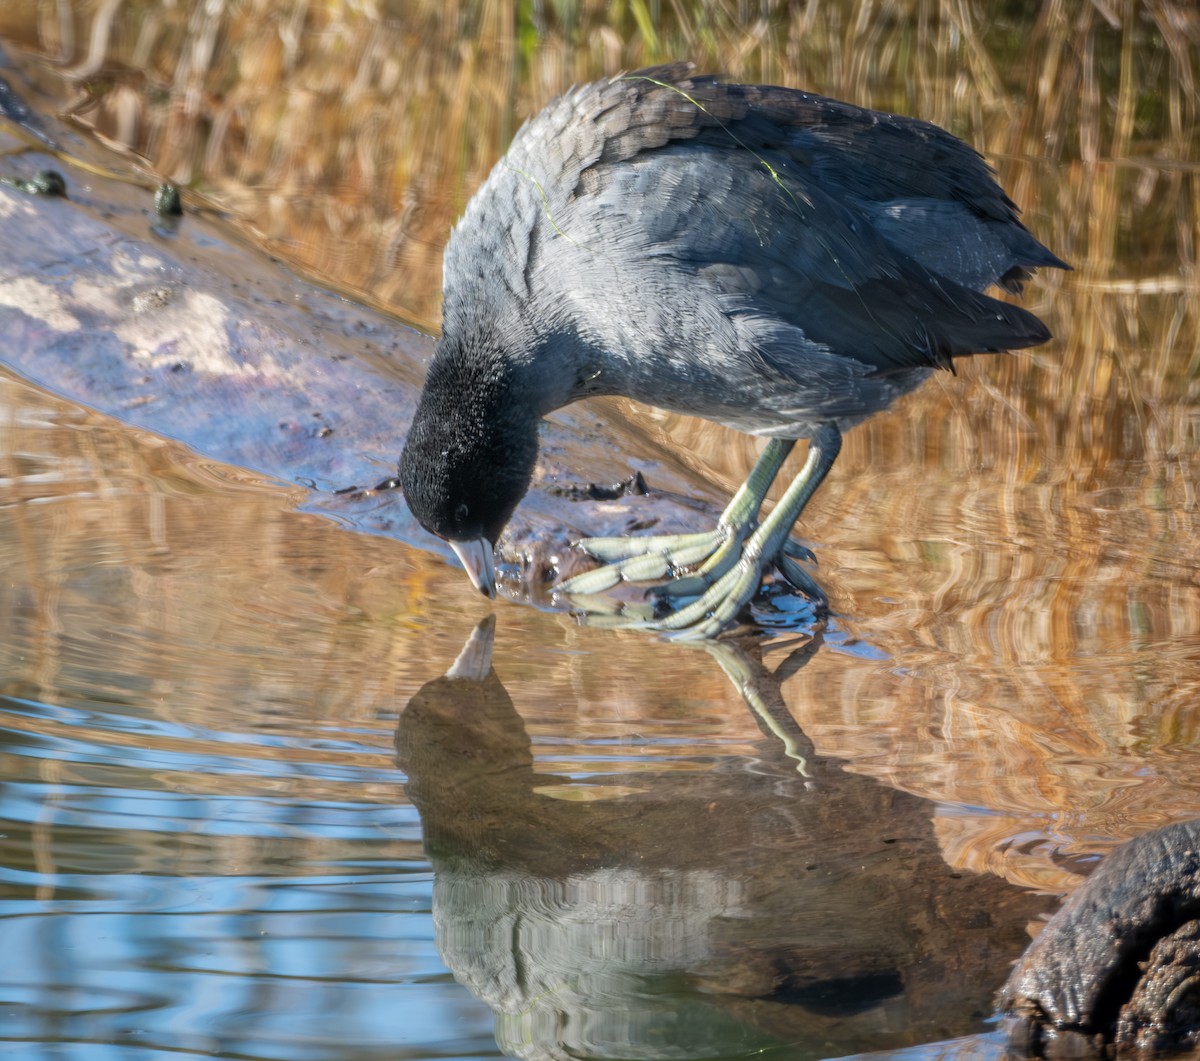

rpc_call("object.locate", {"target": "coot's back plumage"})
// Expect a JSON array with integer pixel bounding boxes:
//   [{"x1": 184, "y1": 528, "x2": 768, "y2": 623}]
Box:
[
  {"x1": 401, "y1": 64, "x2": 1067, "y2": 630},
  {"x1": 438, "y1": 64, "x2": 1063, "y2": 434}
]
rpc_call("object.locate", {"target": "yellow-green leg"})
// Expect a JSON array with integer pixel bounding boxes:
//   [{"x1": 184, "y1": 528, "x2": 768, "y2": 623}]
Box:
[
  {"x1": 656, "y1": 424, "x2": 841, "y2": 639},
  {"x1": 559, "y1": 438, "x2": 794, "y2": 594}
]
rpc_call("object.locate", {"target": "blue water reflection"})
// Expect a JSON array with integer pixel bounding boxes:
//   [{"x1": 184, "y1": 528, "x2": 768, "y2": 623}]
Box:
[{"x1": 0, "y1": 689, "x2": 498, "y2": 1061}]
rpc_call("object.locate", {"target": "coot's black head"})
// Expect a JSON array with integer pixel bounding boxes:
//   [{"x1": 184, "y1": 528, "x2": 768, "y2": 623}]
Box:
[{"x1": 399, "y1": 331, "x2": 539, "y2": 598}]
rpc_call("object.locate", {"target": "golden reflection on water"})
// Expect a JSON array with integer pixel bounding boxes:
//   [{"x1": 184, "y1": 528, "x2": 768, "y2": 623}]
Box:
[
  {"x1": 0, "y1": 0, "x2": 1198, "y2": 901},
  {"x1": 0, "y1": 369, "x2": 764, "y2": 765}
]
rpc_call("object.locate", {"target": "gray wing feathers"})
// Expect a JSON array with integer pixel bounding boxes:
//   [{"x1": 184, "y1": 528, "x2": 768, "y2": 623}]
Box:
[{"x1": 444, "y1": 64, "x2": 1063, "y2": 419}]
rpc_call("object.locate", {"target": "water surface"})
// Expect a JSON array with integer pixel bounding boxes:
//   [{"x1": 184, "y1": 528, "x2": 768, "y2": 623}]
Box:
[{"x1": 1, "y1": 3, "x2": 1199, "y2": 1059}]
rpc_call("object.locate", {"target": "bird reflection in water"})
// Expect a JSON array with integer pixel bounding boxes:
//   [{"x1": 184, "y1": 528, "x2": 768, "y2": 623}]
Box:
[{"x1": 394, "y1": 619, "x2": 1049, "y2": 1061}]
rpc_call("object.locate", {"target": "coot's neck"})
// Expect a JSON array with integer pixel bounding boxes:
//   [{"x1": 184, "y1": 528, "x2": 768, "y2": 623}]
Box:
[{"x1": 438, "y1": 304, "x2": 599, "y2": 420}]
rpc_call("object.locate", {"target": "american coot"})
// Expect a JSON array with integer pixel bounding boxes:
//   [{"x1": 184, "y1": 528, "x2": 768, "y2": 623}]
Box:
[{"x1": 399, "y1": 63, "x2": 1067, "y2": 639}]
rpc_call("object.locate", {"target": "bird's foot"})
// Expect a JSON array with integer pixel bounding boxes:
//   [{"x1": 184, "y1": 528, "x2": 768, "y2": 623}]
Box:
[
  {"x1": 557, "y1": 531, "x2": 825, "y2": 640},
  {"x1": 650, "y1": 538, "x2": 818, "y2": 600},
  {"x1": 558, "y1": 528, "x2": 734, "y2": 594},
  {"x1": 649, "y1": 546, "x2": 825, "y2": 641},
  {"x1": 557, "y1": 431, "x2": 838, "y2": 638}
]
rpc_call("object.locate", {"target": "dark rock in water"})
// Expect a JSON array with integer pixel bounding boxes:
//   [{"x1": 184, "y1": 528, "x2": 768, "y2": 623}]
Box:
[
  {"x1": 1115, "y1": 919, "x2": 1200, "y2": 1054},
  {"x1": 1, "y1": 168, "x2": 66, "y2": 196},
  {"x1": 154, "y1": 183, "x2": 183, "y2": 216}
]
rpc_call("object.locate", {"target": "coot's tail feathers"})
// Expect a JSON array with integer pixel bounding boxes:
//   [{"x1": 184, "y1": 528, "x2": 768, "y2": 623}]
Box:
[
  {"x1": 808, "y1": 269, "x2": 1053, "y2": 375},
  {"x1": 934, "y1": 288, "x2": 1053, "y2": 365},
  {"x1": 1013, "y1": 240, "x2": 1072, "y2": 274},
  {"x1": 998, "y1": 249, "x2": 1072, "y2": 295},
  {"x1": 903, "y1": 280, "x2": 1054, "y2": 373}
]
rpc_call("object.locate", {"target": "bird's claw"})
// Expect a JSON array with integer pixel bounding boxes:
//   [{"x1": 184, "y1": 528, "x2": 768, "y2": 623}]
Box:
[
  {"x1": 569, "y1": 529, "x2": 723, "y2": 565},
  {"x1": 558, "y1": 529, "x2": 823, "y2": 639},
  {"x1": 775, "y1": 550, "x2": 826, "y2": 602},
  {"x1": 560, "y1": 528, "x2": 726, "y2": 595}
]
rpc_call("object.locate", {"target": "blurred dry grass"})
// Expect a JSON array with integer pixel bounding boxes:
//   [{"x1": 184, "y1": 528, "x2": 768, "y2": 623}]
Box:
[
  {"x1": 1, "y1": 0, "x2": 1199, "y2": 874},
  {"x1": 1, "y1": 1, "x2": 1195, "y2": 320},
  {"x1": 1, "y1": 1, "x2": 1195, "y2": 501}
]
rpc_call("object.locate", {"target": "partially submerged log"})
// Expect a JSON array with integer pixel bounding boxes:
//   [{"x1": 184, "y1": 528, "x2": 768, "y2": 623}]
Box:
[{"x1": 999, "y1": 819, "x2": 1200, "y2": 1058}]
